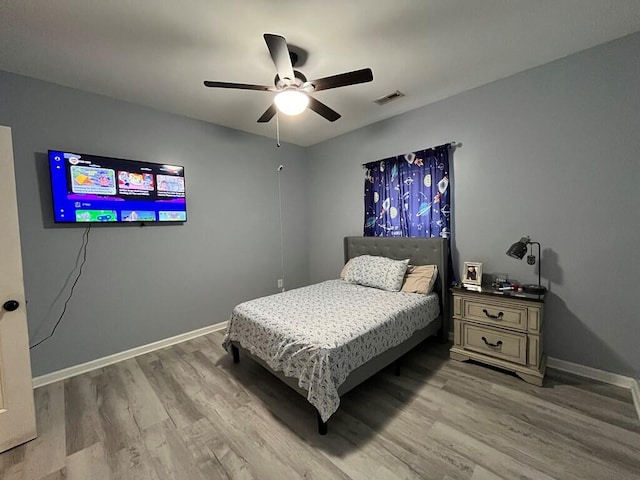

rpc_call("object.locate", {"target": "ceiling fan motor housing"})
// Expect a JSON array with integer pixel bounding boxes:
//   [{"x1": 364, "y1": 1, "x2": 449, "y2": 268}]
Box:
[{"x1": 275, "y1": 70, "x2": 308, "y2": 90}]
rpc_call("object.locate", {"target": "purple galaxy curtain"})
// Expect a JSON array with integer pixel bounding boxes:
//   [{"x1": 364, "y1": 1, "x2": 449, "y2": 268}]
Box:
[{"x1": 364, "y1": 145, "x2": 450, "y2": 238}]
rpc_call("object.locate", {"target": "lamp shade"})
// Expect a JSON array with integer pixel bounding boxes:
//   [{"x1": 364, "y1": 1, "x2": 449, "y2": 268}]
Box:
[
  {"x1": 506, "y1": 235, "x2": 546, "y2": 294},
  {"x1": 274, "y1": 90, "x2": 309, "y2": 116},
  {"x1": 506, "y1": 236, "x2": 530, "y2": 259}
]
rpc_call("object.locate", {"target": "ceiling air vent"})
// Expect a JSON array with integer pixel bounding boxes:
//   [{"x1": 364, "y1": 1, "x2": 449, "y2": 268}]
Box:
[{"x1": 374, "y1": 90, "x2": 405, "y2": 105}]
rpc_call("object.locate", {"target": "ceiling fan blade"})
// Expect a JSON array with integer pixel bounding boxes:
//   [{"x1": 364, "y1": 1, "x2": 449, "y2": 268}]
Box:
[
  {"x1": 307, "y1": 97, "x2": 341, "y2": 122},
  {"x1": 204, "y1": 81, "x2": 274, "y2": 91},
  {"x1": 264, "y1": 33, "x2": 295, "y2": 83},
  {"x1": 310, "y1": 68, "x2": 373, "y2": 92},
  {"x1": 257, "y1": 104, "x2": 277, "y2": 123}
]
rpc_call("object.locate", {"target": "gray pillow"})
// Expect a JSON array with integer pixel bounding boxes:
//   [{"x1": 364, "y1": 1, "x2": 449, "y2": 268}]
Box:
[{"x1": 345, "y1": 255, "x2": 410, "y2": 292}]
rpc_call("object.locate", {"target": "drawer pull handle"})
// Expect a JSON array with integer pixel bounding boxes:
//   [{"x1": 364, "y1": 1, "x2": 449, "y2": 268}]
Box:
[
  {"x1": 483, "y1": 309, "x2": 503, "y2": 320},
  {"x1": 481, "y1": 336, "x2": 503, "y2": 348}
]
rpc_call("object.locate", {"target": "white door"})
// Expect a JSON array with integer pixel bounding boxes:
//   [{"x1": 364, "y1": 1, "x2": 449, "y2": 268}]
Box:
[{"x1": 0, "y1": 125, "x2": 36, "y2": 453}]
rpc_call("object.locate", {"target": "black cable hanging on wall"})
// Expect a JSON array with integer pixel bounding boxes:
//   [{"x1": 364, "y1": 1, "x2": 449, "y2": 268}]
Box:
[{"x1": 30, "y1": 224, "x2": 92, "y2": 350}]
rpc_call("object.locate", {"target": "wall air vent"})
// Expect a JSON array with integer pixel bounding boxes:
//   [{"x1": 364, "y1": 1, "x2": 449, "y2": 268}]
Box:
[{"x1": 373, "y1": 90, "x2": 405, "y2": 105}]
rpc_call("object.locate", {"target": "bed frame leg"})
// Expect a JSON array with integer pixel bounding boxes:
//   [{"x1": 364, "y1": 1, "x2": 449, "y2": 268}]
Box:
[
  {"x1": 317, "y1": 411, "x2": 328, "y2": 435},
  {"x1": 438, "y1": 327, "x2": 449, "y2": 344},
  {"x1": 231, "y1": 345, "x2": 240, "y2": 364}
]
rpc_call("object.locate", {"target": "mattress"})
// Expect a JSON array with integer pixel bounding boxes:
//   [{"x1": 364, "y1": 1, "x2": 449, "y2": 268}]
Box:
[{"x1": 222, "y1": 279, "x2": 440, "y2": 421}]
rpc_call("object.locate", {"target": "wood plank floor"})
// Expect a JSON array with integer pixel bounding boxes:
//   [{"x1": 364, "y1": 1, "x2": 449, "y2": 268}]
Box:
[{"x1": 2, "y1": 331, "x2": 639, "y2": 480}]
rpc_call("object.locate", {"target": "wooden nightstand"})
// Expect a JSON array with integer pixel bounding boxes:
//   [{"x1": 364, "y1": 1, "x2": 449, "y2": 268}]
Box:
[{"x1": 449, "y1": 286, "x2": 546, "y2": 386}]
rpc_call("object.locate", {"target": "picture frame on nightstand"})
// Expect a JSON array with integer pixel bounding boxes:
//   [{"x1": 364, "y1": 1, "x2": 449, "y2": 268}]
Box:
[{"x1": 463, "y1": 261, "x2": 482, "y2": 289}]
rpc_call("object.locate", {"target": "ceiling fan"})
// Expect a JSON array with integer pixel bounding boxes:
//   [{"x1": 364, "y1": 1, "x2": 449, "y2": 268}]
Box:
[{"x1": 204, "y1": 33, "x2": 373, "y2": 123}]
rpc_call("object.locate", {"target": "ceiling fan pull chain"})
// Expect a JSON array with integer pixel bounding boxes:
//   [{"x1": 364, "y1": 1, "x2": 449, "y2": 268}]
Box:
[{"x1": 276, "y1": 109, "x2": 281, "y2": 147}]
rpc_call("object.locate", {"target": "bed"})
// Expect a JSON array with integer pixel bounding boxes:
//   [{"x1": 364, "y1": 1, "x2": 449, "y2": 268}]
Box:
[{"x1": 223, "y1": 236, "x2": 450, "y2": 434}]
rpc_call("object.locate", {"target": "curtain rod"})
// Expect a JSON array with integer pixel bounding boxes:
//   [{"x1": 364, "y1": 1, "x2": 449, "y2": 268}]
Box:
[{"x1": 361, "y1": 141, "x2": 459, "y2": 168}]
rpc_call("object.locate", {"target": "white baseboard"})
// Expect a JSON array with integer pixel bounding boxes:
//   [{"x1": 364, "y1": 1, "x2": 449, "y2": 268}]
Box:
[
  {"x1": 546, "y1": 357, "x2": 637, "y2": 389},
  {"x1": 447, "y1": 331, "x2": 639, "y2": 420},
  {"x1": 32, "y1": 322, "x2": 228, "y2": 389}
]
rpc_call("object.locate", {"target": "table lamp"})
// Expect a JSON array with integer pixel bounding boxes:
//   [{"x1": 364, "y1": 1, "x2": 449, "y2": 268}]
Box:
[{"x1": 506, "y1": 236, "x2": 546, "y2": 294}]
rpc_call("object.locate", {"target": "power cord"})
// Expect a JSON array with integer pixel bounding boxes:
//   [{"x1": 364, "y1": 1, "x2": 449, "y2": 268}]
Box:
[{"x1": 30, "y1": 224, "x2": 92, "y2": 350}]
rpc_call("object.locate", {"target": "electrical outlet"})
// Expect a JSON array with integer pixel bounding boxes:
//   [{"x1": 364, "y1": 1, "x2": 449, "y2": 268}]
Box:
[{"x1": 277, "y1": 279, "x2": 283, "y2": 289}]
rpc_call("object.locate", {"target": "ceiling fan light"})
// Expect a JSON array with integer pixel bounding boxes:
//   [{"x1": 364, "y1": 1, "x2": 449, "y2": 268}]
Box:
[{"x1": 274, "y1": 90, "x2": 309, "y2": 116}]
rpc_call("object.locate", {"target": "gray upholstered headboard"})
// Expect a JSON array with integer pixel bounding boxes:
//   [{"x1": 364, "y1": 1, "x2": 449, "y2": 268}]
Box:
[{"x1": 344, "y1": 236, "x2": 450, "y2": 340}]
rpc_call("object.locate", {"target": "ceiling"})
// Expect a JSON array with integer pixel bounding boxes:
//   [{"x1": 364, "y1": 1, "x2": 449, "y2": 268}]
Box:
[{"x1": 2, "y1": 1, "x2": 640, "y2": 147}]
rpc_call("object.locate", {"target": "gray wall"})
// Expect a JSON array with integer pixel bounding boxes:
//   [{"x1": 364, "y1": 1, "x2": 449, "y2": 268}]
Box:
[
  {"x1": 0, "y1": 70, "x2": 309, "y2": 377},
  {"x1": 308, "y1": 33, "x2": 640, "y2": 379}
]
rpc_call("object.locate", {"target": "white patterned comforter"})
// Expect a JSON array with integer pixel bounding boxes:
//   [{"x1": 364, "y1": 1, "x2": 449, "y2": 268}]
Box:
[{"x1": 222, "y1": 279, "x2": 440, "y2": 421}]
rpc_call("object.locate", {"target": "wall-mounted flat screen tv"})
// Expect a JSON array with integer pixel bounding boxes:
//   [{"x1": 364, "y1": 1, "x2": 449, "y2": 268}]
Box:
[{"x1": 48, "y1": 150, "x2": 187, "y2": 223}]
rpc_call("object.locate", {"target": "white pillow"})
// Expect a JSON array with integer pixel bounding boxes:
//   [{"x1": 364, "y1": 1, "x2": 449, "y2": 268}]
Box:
[{"x1": 344, "y1": 255, "x2": 410, "y2": 292}]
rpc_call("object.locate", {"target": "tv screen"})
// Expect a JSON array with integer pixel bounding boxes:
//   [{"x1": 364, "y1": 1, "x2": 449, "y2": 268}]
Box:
[{"x1": 48, "y1": 150, "x2": 187, "y2": 223}]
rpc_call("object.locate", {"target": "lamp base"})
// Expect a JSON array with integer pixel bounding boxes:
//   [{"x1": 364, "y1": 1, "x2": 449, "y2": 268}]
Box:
[{"x1": 523, "y1": 284, "x2": 546, "y2": 295}]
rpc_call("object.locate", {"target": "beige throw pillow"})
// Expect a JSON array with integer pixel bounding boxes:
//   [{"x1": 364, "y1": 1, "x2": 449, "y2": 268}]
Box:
[
  {"x1": 340, "y1": 258, "x2": 354, "y2": 280},
  {"x1": 401, "y1": 264, "x2": 438, "y2": 294}
]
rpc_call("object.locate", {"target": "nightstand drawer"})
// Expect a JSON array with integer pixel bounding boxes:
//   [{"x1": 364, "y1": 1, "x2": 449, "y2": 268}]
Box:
[
  {"x1": 463, "y1": 299, "x2": 527, "y2": 331},
  {"x1": 462, "y1": 323, "x2": 527, "y2": 365}
]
